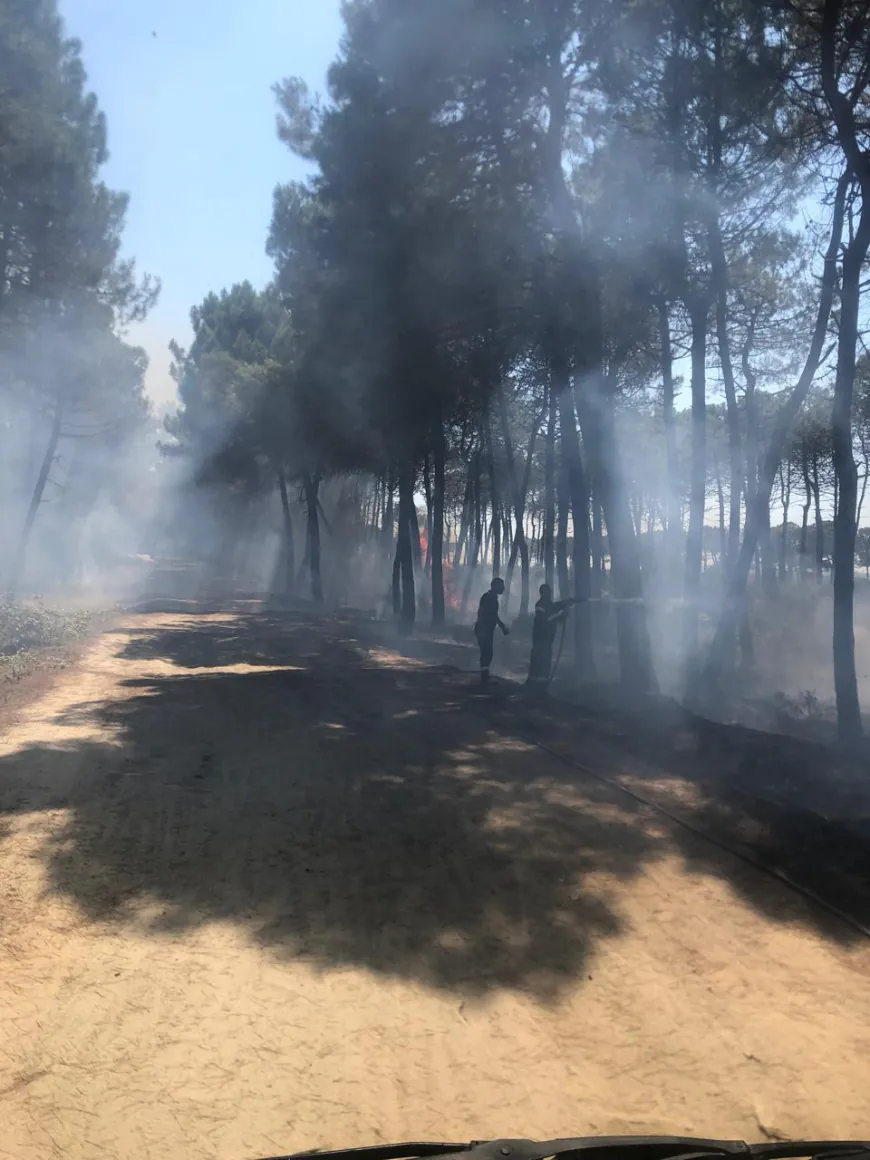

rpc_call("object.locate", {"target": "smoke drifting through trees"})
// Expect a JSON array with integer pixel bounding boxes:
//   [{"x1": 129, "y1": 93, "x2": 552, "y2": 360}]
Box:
[
  {"x1": 4, "y1": 1, "x2": 870, "y2": 741},
  {"x1": 162, "y1": 0, "x2": 870, "y2": 740},
  {"x1": 0, "y1": 1, "x2": 159, "y2": 604}
]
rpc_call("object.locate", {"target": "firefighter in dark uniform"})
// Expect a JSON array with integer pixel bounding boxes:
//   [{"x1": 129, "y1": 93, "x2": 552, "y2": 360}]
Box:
[
  {"x1": 474, "y1": 577, "x2": 509, "y2": 686},
  {"x1": 527, "y1": 584, "x2": 576, "y2": 688}
]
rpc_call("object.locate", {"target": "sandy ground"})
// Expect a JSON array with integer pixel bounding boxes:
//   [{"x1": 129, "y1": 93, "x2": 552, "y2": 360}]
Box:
[{"x1": 1, "y1": 610, "x2": 869, "y2": 1160}]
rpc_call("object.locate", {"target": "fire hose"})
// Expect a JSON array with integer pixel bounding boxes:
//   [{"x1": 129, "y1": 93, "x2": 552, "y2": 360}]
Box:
[
  {"x1": 549, "y1": 611, "x2": 569, "y2": 685},
  {"x1": 537, "y1": 593, "x2": 735, "y2": 687}
]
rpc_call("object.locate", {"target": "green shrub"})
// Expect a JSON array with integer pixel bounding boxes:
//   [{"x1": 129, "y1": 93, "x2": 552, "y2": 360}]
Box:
[{"x1": 0, "y1": 599, "x2": 92, "y2": 658}]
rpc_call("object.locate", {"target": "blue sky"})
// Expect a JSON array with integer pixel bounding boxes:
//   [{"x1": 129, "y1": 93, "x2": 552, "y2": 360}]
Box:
[{"x1": 60, "y1": 0, "x2": 344, "y2": 406}]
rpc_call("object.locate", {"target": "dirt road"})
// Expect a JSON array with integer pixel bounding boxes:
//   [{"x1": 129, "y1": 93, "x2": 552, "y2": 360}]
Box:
[{"x1": 2, "y1": 611, "x2": 869, "y2": 1160}]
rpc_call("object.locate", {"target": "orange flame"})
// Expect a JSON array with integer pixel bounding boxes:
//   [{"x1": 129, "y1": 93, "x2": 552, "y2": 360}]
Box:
[{"x1": 420, "y1": 527, "x2": 463, "y2": 612}]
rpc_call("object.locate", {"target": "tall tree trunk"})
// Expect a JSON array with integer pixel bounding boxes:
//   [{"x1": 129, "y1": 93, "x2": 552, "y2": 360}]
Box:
[
  {"x1": 499, "y1": 389, "x2": 539, "y2": 616},
  {"x1": 501, "y1": 506, "x2": 513, "y2": 575},
  {"x1": 7, "y1": 398, "x2": 64, "y2": 597},
  {"x1": 461, "y1": 454, "x2": 483, "y2": 616},
  {"x1": 392, "y1": 544, "x2": 401, "y2": 617},
  {"x1": 657, "y1": 295, "x2": 681, "y2": 582},
  {"x1": 518, "y1": 523, "x2": 531, "y2": 616},
  {"x1": 453, "y1": 474, "x2": 473, "y2": 566},
  {"x1": 431, "y1": 418, "x2": 446, "y2": 627},
  {"x1": 590, "y1": 495, "x2": 603, "y2": 599},
  {"x1": 818, "y1": 12, "x2": 866, "y2": 739},
  {"x1": 302, "y1": 472, "x2": 323, "y2": 605},
  {"x1": 683, "y1": 298, "x2": 708, "y2": 675},
  {"x1": 367, "y1": 481, "x2": 378, "y2": 536},
  {"x1": 709, "y1": 218, "x2": 743, "y2": 568},
  {"x1": 382, "y1": 470, "x2": 395, "y2": 561},
  {"x1": 398, "y1": 462, "x2": 416, "y2": 633},
  {"x1": 707, "y1": 12, "x2": 742, "y2": 571},
  {"x1": 812, "y1": 458, "x2": 825, "y2": 580},
  {"x1": 581, "y1": 373, "x2": 658, "y2": 694},
  {"x1": 759, "y1": 503, "x2": 777, "y2": 597},
  {"x1": 800, "y1": 447, "x2": 812, "y2": 576},
  {"x1": 553, "y1": 361, "x2": 594, "y2": 680},
  {"x1": 716, "y1": 463, "x2": 727, "y2": 570},
  {"x1": 296, "y1": 521, "x2": 310, "y2": 590},
  {"x1": 422, "y1": 455, "x2": 433, "y2": 576},
  {"x1": 505, "y1": 535, "x2": 520, "y2": 606},
  {"x1": 487, "y1": 423, "x2": 502, "y2": 579},
  {"x1": 703, "y1": 171, "x2": 848, "y2": 686},
  {"x1": 779, "y1": 463, "x2": 791, "y2": 580},
  {"x1": 410, "y1": 494, "x2": 423, "y2": 573},
  {"x1": 831, "y1": 239, "x2": 866, "y2": 739},
  {"x1": 277, "y1": 469, "x2": 296, "y2": 596},
  {"x1": 556, "y1": 451, "x2": 571, "y2": 601},
  {"x1": 543, "y1": 383, "x2": 557, "y2": 589}
]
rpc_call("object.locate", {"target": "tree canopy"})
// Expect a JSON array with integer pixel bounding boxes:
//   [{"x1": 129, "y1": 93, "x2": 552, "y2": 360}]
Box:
[{"x1": 1, "y1": 0, "x2": 158, "y2": 596}]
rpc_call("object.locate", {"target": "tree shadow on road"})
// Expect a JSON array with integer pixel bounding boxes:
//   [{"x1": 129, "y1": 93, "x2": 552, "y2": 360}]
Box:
[
  {"x1": 367, "y1": 626, "x2": 870, "y2": 945},
  {"x1": 0, "y1": 612, "x2": 866, "y2": 1008},
  {"x1": 0, "y1": 613, "x2": 663, "y2": 1001}
]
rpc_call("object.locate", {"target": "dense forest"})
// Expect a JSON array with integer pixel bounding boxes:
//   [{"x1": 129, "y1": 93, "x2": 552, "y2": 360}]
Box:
[{"x1": 4, "y1": 0, "x2": 870, "y2": 740}]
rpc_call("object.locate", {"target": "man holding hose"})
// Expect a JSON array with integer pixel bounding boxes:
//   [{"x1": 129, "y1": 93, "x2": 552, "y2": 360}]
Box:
[{"x1": 527, "y1": 584, "x2": 577, "y2": 689}]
